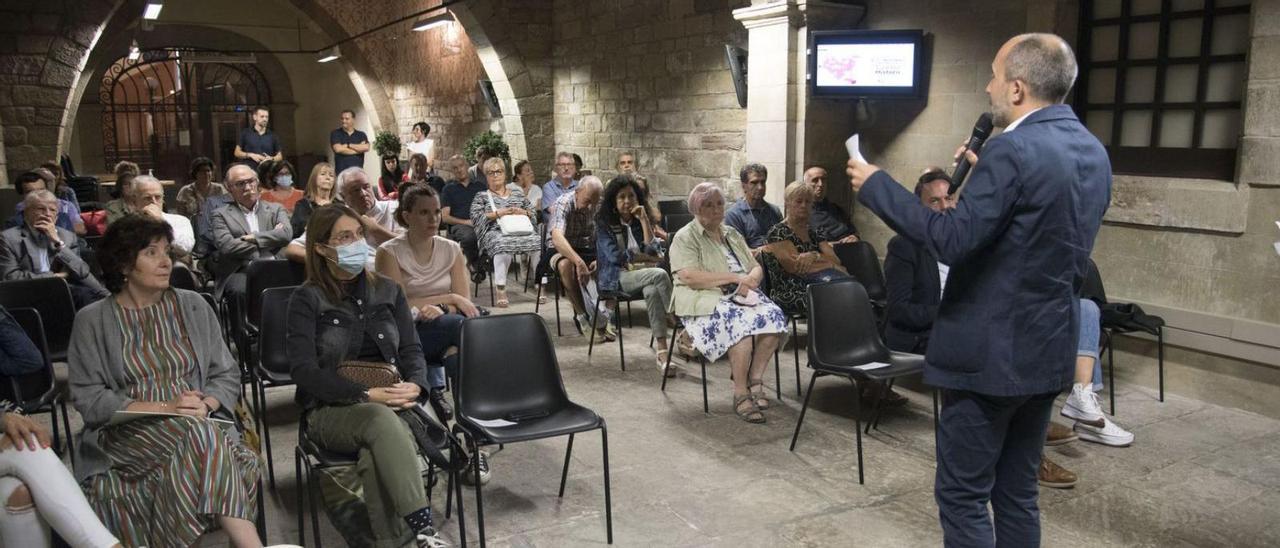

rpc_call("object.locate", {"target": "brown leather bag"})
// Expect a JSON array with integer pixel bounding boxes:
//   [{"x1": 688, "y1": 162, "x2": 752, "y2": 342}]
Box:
[{"x1": 335, "y1": 360, "x2": 401, "y2": 388}]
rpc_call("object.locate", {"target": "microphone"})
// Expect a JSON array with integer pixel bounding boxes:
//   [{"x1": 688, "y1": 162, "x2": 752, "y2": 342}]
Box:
[{"x1": 949, "y1": 112, "x2": 994, "y2": 195}]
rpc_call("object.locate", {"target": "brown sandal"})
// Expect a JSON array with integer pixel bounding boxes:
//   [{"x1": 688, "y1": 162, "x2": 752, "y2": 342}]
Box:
[
  {"x1": 734, "y1": 393, "x2": 765, "y2": 424},
  {"x1": 748, "y1": 382, "x2": 770, "y2": 410}
]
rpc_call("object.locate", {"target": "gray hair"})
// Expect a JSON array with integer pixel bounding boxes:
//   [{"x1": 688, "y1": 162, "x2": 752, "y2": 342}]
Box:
[
  {"x1": 132, "y1": 174, "x2": 162, "y2": 191},
  {"x1": 335, "y1": 167, "x2": 368, "y2": 195},
  {"x1": 739, "y1": 162, "x2": 767, "y2": 184},
  {"x1": 579, "y1": 175, "x2": 603, "y2": 192},
  {"x1": 1004, "y1": 33, "x2": 1077, "y2": 103},
  {"x1": 23, "y1": 189, "x2": 57, "y2": 209}
]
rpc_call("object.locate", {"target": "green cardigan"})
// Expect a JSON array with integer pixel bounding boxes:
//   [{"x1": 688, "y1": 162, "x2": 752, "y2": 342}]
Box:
[{"x1": 668, "y1": 220, "x2": 759, "y2": 317}]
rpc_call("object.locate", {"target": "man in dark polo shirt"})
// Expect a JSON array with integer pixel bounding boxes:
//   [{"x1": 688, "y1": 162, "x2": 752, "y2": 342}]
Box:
[
  {"x1": 330, "y1": 109, "x2": 370, "y2": 174},
  {"x1": 803, "y1": 166, "x2": 860, "y2": 244},
  {"x1": 440, "y1": 156, "x2": 485, "y2": 273},
  {"x1": 234, "y1": 106, "x2": 282, "y2": 170}
]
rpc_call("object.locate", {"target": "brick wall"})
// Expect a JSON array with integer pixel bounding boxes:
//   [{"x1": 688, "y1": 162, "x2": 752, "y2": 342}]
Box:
[{"x1": 550, "y1": 0, "x2": 750, "y2": 197}]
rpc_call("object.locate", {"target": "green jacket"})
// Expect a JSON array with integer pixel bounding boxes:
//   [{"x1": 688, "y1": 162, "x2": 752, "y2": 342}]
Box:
[{"x1": 668, "y1": 220, "x2": 758, "y2": 317}]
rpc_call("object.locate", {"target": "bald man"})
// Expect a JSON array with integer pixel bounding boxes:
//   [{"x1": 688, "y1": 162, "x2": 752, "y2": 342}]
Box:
[{"x1": 849, "y1": 33, "x2": 1109, "y2": 546}]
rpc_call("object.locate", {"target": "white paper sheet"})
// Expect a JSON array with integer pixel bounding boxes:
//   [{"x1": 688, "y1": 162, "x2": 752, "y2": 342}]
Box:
[
  {"x1": 471, "y1": 417, "x2": 518, "y2": 428},
  {"x1": 846, "y1": 133, "x2": 867, "y2": 164},
  {"x1": 855, "y1": 361, "x2": 892, "y2": 371}
]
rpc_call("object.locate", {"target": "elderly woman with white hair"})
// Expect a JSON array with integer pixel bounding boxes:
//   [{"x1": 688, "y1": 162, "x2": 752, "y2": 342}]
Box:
[
  {"x1": 668, "y1": 182, "x2": 788, "y2": 424},
  {"x1": 469, "y1": 157, "x2": 540, "y2": 307}
]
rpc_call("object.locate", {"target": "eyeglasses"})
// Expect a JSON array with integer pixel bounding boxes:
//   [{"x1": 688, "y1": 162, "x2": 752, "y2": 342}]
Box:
[
  {"x1": 555, "y1": 162, "x2": 575, "y2": 167},
  {"x1": 230, "y1": 178, "x2": 258, "y2": 189},
  {"x1": 485, "y1": 169, "x2": 504, "y2": 175},
  {"x1": 328, "y1": 230, "x2": 364, "y2": 246}
]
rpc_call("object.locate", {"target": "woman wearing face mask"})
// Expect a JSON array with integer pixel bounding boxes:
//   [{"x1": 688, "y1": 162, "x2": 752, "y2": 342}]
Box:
[
  {"x1": 285, "y1": 204, "x2": 446, "y2": 547},
  {"x1": 259, "y1": 159, "x2": 304, "y2": 213}
]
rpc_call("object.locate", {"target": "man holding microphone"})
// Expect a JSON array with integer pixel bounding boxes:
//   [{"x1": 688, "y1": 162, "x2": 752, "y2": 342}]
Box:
[{"x1": 847, "y1": 33, "x2": 1110, "y2": 547}]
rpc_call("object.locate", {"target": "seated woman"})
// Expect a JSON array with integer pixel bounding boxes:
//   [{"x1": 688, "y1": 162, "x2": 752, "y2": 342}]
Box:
[
  {"x1": 761, "y1": 181, "x2": 850, "y2": 315},
  {"x1": 379, "y1": 156, "x2": 405, "y2": 200},
  {"x1": 669, "y1": 182, "x2": 788, "y2": 424},
  {"x1": 287, "y1": 204, "x2": 445, "y2": 547},
  {"x1": 469, "y1": 157, "x2": 541, "y2": 308},
  {"x1": 376, "y1": 184, "x2": 482, "y2": 420},
  {"x1": 259, "y1": 159, "x2": 305, "y2": 213},
  {"x1": 595, "y1": 174, "x2": 673, "y2": 371},
  {"x1": 405, "y1": 153, "x2": 443, "y2": 195},
  {"x1": 631, "y1": 174, "x2": 667, "y2": 240},
  {"x1": 67, "y1": 216, "x2": 265, "y2": 547},
  {"x1": 291, "y1": 162, "x2": 338, "y2": 237}
]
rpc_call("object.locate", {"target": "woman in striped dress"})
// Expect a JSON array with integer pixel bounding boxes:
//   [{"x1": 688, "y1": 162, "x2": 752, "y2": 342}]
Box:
[
  {"x1": 68, "y1": 216, "x2": 265, "y2": 548},
  {"x1": 470, "y1": 156, "x2": 541, "y2": 307}
]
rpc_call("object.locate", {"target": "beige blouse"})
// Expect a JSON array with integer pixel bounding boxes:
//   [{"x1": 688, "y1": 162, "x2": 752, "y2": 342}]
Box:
[{"x1": 379, "y1": 234, "x2": 461, "y2": 299}]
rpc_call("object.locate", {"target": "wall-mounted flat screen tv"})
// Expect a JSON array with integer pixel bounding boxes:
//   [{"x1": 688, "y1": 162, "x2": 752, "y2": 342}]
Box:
[{"x1": 809, "y1": 29, "x2": 927, "y2": 98}]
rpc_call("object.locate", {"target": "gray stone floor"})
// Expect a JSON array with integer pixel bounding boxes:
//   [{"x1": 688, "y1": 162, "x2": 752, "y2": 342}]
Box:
[{"x1": 152, "y1": 288, "x2": 1280, "y2": 546}]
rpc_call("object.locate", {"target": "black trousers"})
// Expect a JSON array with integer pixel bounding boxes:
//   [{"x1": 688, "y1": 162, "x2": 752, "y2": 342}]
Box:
[
  {"x1": 934, "y1": 388, "x2": 1057, "y2": 548},
  {"x1": 447, "y1": 224, "x2": 479, "y2": 266}
]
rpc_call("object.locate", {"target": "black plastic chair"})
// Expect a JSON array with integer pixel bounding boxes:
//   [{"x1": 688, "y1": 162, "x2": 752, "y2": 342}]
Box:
[
  {"x1": 252, "y1": 286, "x2": 299, "y2": 488},
  {"x1": 0, "y1": 277, "x2": 77, "y2": 363},
  {"x1": 534, "y1": 219, "x2": 564, "y2": 335},
  {"x1": 833, "y1": 241, "x2": 888, "y2": 317},
  {"x1": 453, "y1": 313, "x2": 612, "y2": 547},
  {"x1": 657, "y1": 200, "x2": 689, "y2": 217},
  {"x1": 169, "y1": 264, "x2": 200, "y2": 291},
  {"x1": 1084, "y1": 259, "x2": 1165, "y2": 413},
  {"x1": 663, "y1": 213, "x2": 694, "y2": 235},
  {"x1": 587, "y1": 288, "x2": 636, "y2": 371},
  {"x1": 3, "y1": 307, "x2": 74, "y2": 464},
  {"x1": 788, "y1": 279, "x2": 929, "y2": 484}
]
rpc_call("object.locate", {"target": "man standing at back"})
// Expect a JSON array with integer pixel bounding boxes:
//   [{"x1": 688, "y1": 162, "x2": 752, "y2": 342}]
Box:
[
  {"x1": 234, "y1": 106, "x2": 283, "y2": 170},
  {"x1": 330, "y1": 109, "x2": 370, "y2": 174},
  {"x1": 848, "y1": 34, "x2": 1110, "y2": 547}
]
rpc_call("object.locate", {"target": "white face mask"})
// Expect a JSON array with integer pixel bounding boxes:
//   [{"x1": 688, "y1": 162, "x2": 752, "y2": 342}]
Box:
[{"x1": 275, "y1": 175, "x2": 293, "y2": 189}]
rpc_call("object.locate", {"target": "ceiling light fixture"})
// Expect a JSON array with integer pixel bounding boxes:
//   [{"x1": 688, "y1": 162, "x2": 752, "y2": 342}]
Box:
[
  {"x1": 411, "y1": 11, "x2": 453, "y2": 32},
  {"x1": 143, "y1": 2, "x2": 163, "y2": 20},
  {"x1": 316, "y1": 46, "x2": 341, "y2": 63}
]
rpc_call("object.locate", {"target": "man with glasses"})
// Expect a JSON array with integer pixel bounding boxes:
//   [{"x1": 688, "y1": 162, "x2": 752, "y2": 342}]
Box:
[
  {"x1": 282, "y1": 168, "x2": 401, "y2": 269},
  {"x1": 541, "y1": 151, "x2": 580, "y2": 214},
  {"x1": 209, "y1": 164, "x2": 292, "y2": 300},
  {"x1": 724, "y1": 163, "x2": 780, "y2": 256}
]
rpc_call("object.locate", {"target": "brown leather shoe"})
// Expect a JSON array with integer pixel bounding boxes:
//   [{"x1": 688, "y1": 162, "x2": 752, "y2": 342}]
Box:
[
  {"x1": 1038, "y1": 455, "x2": 1077, "y2": 489},
  {"x1": 1045, "y1": 421, "x2": 1078, "y2": 446}
]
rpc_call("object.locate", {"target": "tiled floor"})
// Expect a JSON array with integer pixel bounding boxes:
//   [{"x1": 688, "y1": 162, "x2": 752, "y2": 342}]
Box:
[{"x1": 94, "y1": 288, "x2": 1280, "y2": 546}]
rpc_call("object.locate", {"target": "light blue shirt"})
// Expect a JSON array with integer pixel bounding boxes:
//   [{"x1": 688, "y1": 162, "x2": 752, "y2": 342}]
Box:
[{"x1": 541, "y1": 178, "x2": 578, "y2": 211}]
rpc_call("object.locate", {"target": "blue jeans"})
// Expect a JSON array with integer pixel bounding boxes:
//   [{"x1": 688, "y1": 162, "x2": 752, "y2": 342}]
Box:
[
  {"x1": 415, "y1": 313, "x2": 464, "y2": 389},
  {"x1": 1078, "y1": 298, "x2": 1103, "y2": 390},
  {"x1": 935, "y1": 389, "x2": 1058, "y2": 548}
]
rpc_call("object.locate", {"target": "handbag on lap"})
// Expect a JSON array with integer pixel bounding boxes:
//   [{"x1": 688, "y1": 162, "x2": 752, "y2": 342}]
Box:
[
  {"x1": 487, "y1": 192, "x2": 535, "y2": 236},
  {"x1": 335, "y1": 361, "x2": 468, "y2": 472}
]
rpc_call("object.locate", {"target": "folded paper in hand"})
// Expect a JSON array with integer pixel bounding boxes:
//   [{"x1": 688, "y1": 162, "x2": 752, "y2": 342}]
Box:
[{"x1": 846, "y1": 134, "x2": 867, "y2": 164}]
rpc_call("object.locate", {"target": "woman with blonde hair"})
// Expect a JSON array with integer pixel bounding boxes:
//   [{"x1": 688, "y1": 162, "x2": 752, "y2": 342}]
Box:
[{"x1": 290, "y1": 162, "x2": 337, "y2": 237}]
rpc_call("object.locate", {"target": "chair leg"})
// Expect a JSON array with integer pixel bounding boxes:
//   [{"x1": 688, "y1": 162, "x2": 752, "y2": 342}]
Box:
[
  {"x1": 259, "y1": 380, "x2": 276, "y2": 489},
  {"x1": 489, "y1": 276, "x2": 495, "y2": 307},
  {"x1": 661, "y1": 325, "x2": 679, "y2": 392},
  {"x1": 255, "y1": 478, "x2": 267, "y2": 542},
  {"x1": 789, "y1": 372, "x2": 820, "y2": 451},
  {"x1": 773, "y1": 349, "x2": 782, "y2": 401},
  {"x1": 588, "y1": 293, "x2": 600, "y2": 356},
  {"x1": 601, "y1": 425, "x2": 614, "y2": 544},
  {"x1": 850, "y1": 377, "x2": 865, "y2": 485},
  {"x1": 865, "y1": 380, "x2": 889, "y2": 435},
  {"x1": 294, "y1": 449, "x2": 305, "y2": 546},
  {"x1": 554, "y1": 279, "x2": 562, "y2": 336},
  {"x1": 1157, "y1": 326, "x2": 1165, "y2": 402},
  {"x1": 558, "y1": 433, "x2": 575, "y2": 497},
  {"x1": 49, "y1": 401, "x2": 61, "y2": 458},
  {"x1": 700, "y1": 358, "x2": 709, "y2": 414},
  {"x1": 307, "y1": 459, "x2": 323, "y2": 548},
  {"x1": 471, "y1": 436, "x2": 487, "y2": 548},
  {"x1": 626, "y1": 301, "x2": 634, "y2": 329},
  {"x1": 615, "y1": 300, "x2": 625, "y2": 372},
  {"x1": 792, "y1": 317, "x2": 802, "y2": 397},
  {"x1": 1107, "y1": 334, "x2": 1117, "y2": 415},
  {"x1": 59, "y1": 399, "x2": 75, "y2": 468},
  {"x1": 454, "y1": 465, "x2": 467, "y2": 548}
]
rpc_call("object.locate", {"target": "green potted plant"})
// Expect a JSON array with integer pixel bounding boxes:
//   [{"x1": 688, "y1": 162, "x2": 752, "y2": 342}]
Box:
[
  {"x1": 373, "y1": 130, "x2": 402, "y2": 159},
  {"x1": 463, "y1": 130, "x2": 510, "y2": 165}
]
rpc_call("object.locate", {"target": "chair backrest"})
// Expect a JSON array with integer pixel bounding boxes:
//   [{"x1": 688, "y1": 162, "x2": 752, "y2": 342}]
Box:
[
  {"x1": 806, "y1": 278, "x2": 890, "y2": 368},
  {"x1": 257, "y1": 286, "x2": 297, "y2": 377},
  {"x1": 833, "y1": 241, "x2": 887, "y2": 303},
  {"x1": 244, "y1": 259, "x2": 306, "y2": 329},
  {"x1": 657, "y1": 200, "x2": 689, "y2": 217},
  {"x1": 1082, "y1": 257, "x2": 1107, "y2": 304},
  {"x1": 169, "y1": 264, "x2": 199, "y2": 291},
  {"x1": 3, "y1": 307, "x2": 57, "y2": 409},
  {"x1": 457, "y1": 313, "x2": 571, "y2": 420},
  {"x1": 0, "y1": 277, "x2": 77, "y2": 362},
  {"x1": 664, "y1": 213, "x2": 694, "y2": 234}
]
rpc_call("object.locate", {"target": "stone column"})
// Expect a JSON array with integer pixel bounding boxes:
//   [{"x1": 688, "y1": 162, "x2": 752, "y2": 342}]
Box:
[{"x1": 734, "y1": 0, "x2": 867, "y2": 212}]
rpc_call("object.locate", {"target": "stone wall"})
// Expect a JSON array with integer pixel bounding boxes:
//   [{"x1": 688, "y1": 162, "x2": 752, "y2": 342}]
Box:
[
  {"x1": 0, "y1": 0, "x2": 116, "y2": 184},
  {"x1": 312, "y1": 0, "x2": 495, "y2": 164},
  {"x1": 550, "y1": 0, "x2": 750, "y2": 197}
]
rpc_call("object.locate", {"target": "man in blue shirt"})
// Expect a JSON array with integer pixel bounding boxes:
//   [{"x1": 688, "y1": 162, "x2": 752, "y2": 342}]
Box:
[
  {"x1": 724, "y1": 162, "x2": 781, "y2": 254},
  {"x1": 234, "y1": 106, "x2": 282, "y2": 170},
  {"x1": 330, "y1": 109, "x2": 370, "y2": 174},
  {"x1": 541, "y1": 151, "x2": 579, "y2": 213}
]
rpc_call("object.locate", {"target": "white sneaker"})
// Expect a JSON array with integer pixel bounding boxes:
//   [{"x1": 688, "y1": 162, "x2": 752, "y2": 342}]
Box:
[
  {"x1": 1074, "y1": 417, "x2": 1134, "y2": 447},
  {"x1": 1061, "y1": 383, "x2": 1106, "y2": 427}
]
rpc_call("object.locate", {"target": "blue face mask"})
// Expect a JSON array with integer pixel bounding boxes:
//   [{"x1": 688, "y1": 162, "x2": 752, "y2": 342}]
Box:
[
  {"x1": 330, "y1": 239, "x2": 371, "y2": 275},
  {"x1": 275, "y1": 175, "x2": 293, "y2": 189}
]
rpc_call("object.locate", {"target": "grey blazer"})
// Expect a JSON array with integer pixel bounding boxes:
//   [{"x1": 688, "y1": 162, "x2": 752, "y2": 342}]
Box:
[
  {"x1": 208, "y1": 199, "x2": 292, "y2": 284},
  {"x1": 68, "y1": 288, "x2": 242, "y2": 483},
  {"x1": 0, "y1": 225, "x2": 102, "y2": 291}
]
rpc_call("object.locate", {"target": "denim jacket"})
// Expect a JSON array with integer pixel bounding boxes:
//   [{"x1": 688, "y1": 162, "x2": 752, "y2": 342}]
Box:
[
  {"x1": 286, "y1": 272, "x2": 429, "y2": 410},
  {"x1": 595, "y1": 219, "x2": 663, "y2": 293}
]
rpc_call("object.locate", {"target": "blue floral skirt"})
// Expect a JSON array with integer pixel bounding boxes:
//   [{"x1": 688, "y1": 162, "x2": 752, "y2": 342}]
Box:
[{"x1": 681, "y1": 291, "x2": 789, "y2": 362}]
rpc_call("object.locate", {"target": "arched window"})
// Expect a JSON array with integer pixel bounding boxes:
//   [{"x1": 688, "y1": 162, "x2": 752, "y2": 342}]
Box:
[{"x1": 99, "y1": 49, "x2": 271, "y2": 179}]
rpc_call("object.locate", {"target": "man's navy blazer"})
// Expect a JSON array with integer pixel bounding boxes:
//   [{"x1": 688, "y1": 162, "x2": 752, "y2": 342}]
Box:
[
  {"x1": 883, "y1": 234, "x2": 941, "y2": 353},
  {"x1": 859, "y1": 104, "x2": 1111, "y2": 396}
]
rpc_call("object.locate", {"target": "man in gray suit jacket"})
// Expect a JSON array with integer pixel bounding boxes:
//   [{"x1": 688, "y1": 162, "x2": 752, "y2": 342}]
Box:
[
  {"x1": 209, "y1": 163, "x2": 292, "y2": 300},
  {"x1": 0, "y1": 190, "x2": 108, "y2": 309}
]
